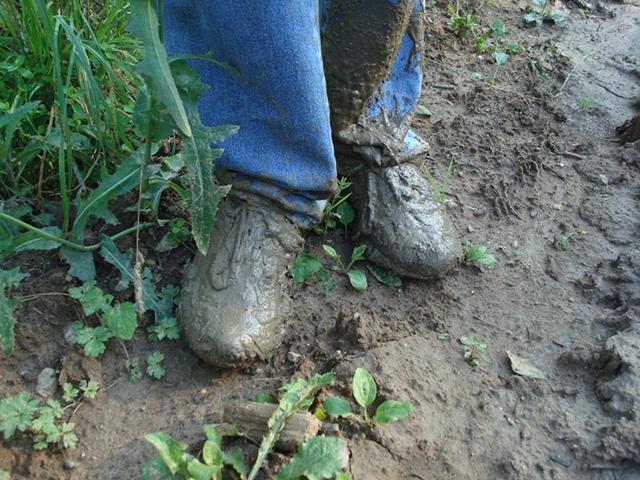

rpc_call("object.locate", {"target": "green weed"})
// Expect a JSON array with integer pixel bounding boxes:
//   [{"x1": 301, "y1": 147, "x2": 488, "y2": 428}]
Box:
[
  {"x1": 553, "y1": 229, "x2": 586, "y2": 251},
  {"x1": 0, "y1": 376, "x2": 99, "y2": 450},
  {"x1": 1, "y1": 0, "x2": 234, "y2": 360},
  {"x1": 323, "y1": 367, "x2": 412, "y2": 428},
  {"x1": 420, "y1": 159, "x2": 454, "y2": 204},
  {"x1": 294, "y1": 244, "x2": 367, "y2": 292},
  {"x1": 574, "y1": 95, "x2": 592, "y2": 112},
  {"x1": 314, "y1": 177, "x2": 355, "y2": 236},
  {"x1": 459, "y1": 335, "x2": 487, "y2": 367},
  {"x1": 448, "y1": 4, "x2": 478, "y2": 38},
  {"x1": 464, "y1": 243, "x2": 497, "y2": 266},
  {"x1": 523, "y1": 0, "x2": 565, "y2": 26},
  {"x1": 140, "y1": 373, "x2": 351, "y2": 480}
]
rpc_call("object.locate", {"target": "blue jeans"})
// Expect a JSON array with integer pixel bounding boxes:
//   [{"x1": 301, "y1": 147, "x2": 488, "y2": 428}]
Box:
[{"x1": 165, "y1": 0, "x2": 424, "y2": 226}]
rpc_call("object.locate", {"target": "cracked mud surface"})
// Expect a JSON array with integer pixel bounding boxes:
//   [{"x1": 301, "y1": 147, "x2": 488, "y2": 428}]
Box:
[{"x1": 1, "y1": 1, "x2": 639, "y2": 479}]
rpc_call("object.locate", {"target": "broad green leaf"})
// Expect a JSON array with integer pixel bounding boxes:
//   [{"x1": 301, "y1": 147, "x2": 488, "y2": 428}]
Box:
[
  {"x1": 0, "y1": 267, "x2": 28, "y2": 355},
  {"x1": 350, "y1": 245, "x2": 366, "y2": 262},
  {"x1": 367, "y1": 265, "x2": 402, "y2": 288},
  {"x1": 493, "y1": 51, "x2": 509, "y2": 65},
  {"x1": 141, "y1": 458, "x2": 174, "y2": 480},
  {"x1": 75, "y1": 326, "x2": 112, "y2": 357},
  {"x1": 522, "y1": 12, "x2": 540, "y2": 25},
  {"x1": 128, "y1": 0, "x2": 191, "y2": 137},
  {"x1": 347, "y1": 269, "x2": 367, "y2": 292},
  {"x1": 352, "y1": 368, "x2": 377, "y2": 408},
  {"x1": 459, "y1": 335, "x2": 487, "y2": 353},
  {"x1": 372, "y1": 400, "x2": 412, "y2": 423},
  {"x1": 144, "y1": 432, "x2": 188, "y2": 475},
  {"x1": 276, "y1": 436, "x2": 348, "y2": 480},
  {"x1": 68, "y1": 281, "x2": 113, "y2": 316},
  {"x1": 187, "y1": 458, "x2": 219, "y2": 480},
  {"x1": 0, "y1": 101, "x2": 40, "y2": 130},
  {"x1": 223, "y1": 448, "x2": 248, "y2": 479},
  {"x1": 170, "y1": 60, "x2": 236, "y2": 253},
  {"x1": 550, "y1": 12, "x2": 565, "y2": 23},
  {"x1": 336, "y1": 473, "x2": 351, "y2": 480},
  {"x1": 71, "y1": 153, "x2": 144, "y2": 241},
  {"x1": 99, "y1": 236, "x2": 132, "y2": 291},
  {"x1": 60, "y1": 248, "x2": 95, "y2": 282},
  {"x1": 507, "y1": 351, "x2": 546, "y2": 379},
  {"x1": 0, "y1": 392, "x2": 40, "y2": 440},
  {"x1": 293, "y1": 252, "x2": 322, "y2": 283},
  {"x1": 335, "y1": 201, "x2": 355, "y2": 226},
  {"x1": 490, "y1": 19, "x2": 506, "y2": 38},
  {"x1": 11, "y1": 227, "x2": 62, "y2": 253},
  {"x1": 322, "y1": 245, "x2": 339, "y2": 260},
  {"x1": 103, "y1": 302, "x2": 137, "y2": 340},
  {"x1": 323, "y1": 396, "x2": 352, "y2": 418}
]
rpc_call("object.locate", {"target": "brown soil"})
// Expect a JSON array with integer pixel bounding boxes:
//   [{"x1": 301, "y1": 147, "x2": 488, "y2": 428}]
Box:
[{"x1": 2, "y1": 1, "x2": 640, "y2": 479}]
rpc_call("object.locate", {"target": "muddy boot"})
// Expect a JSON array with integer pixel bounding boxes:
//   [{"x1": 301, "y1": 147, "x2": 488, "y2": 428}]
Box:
[
  {"x1": 179, "y1": 193, "x2": 303, "y2": 367},
  {"x1": 338, "y1": 139, "x2": 462, "y2": 279}
]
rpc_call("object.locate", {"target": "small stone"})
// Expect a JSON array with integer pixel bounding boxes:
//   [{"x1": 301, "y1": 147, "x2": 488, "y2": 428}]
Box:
[
  {"x1": 36, "y1": 368, "x2": 58, "y2": 397},
  {"x1": 552, "y1": 204, "x2": 562, "y2": 210},
  {"x1": 529, "y1": 211, "x2": 537, "y2": 219},
  {"x1": 512, "y1": 240, "x2": 519, "y2": 248},
  {"x1": 287, "y1": 351, "x2": 302, "y2": 364},
  {"x1": 64, "y1": 324, "x2": 77, "y2": 345},
  {"x1": 467, "y1": 225, "x2": 474, "y2": 233},
  {"x1": 334, "y1": 350, "x2": 344, "y2": 361},
  {"x1": 63, "y1": 459, "x2": 79, "y2": 470},
  {"x1": 597, "y1": 174, "x2": 609, "y2": 185}
]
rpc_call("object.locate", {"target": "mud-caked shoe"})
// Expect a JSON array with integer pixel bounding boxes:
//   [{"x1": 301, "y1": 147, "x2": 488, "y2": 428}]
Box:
[
  {"x1": 349, "y1": 162, "x2": 462, "y2": 279},
  {"x1": 179, "y1": 193, "x2": 303, "y2": 367}
]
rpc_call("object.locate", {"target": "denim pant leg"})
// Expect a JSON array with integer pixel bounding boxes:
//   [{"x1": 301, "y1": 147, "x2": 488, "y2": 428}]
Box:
[
  {"x1": 321, "y1": 0, "x2": 427, "y2": 167},
  {"x1": 164, "y1": 1, "x2": 336, "y2": 227}
]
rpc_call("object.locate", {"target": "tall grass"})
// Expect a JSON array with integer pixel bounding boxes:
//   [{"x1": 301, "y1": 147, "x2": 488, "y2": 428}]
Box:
[{"x1": 0, "y1": 0, "x2": 142, "y2": 200}]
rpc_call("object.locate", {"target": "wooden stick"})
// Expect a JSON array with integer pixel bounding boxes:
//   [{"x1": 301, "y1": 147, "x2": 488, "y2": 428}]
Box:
[{"x1": 222, "y1": 400, "x2": 321, "y2": 452}]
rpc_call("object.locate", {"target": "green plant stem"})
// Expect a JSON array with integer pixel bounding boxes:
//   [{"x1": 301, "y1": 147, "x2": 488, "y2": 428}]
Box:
[
  {"x1": 52, "y1": 21, "x2": 70, "y2": 232},
  {"x1": 363, "y1": 407, "x2": 371, "y2": 427},
  {"x1": 0, "y1": 212, "x2": 159, "y2": 252}
]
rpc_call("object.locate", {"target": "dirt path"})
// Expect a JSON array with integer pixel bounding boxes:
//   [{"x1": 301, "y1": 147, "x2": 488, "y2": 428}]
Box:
[{"x1": 1, "y1": 2, "x2": 639, "y2": 479}]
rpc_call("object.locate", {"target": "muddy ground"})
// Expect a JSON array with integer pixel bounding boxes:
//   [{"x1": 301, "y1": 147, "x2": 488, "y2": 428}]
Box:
[{"x1": 2, "y1": 1, "x2": 640, "y2": 479}]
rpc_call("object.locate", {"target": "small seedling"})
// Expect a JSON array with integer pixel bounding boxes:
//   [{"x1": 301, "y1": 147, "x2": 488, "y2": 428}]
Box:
[
  {"x1": 126, "y1": 357, "x2": 142, "y2": 383},
  {"x1": 146, "y1": 351, "x2": 166, "y2": 379},
  {"x1": 69, "y1": 281, "x2": 138, "y2": 357},
  {"x1": 62, "y1": 383, "x2": 80, "y2": 403},
  {"x1": 437, "y1": 333, "x2": 450, "y2": 341},
  {"x1": 314, "y1": 177, "x2": 355, "y2": 236},
  {"x1": 0, "y1": 392, "x2": 77, "y2": 450},
  {"x1": 294, "y1": 244, "x2": 368, "y2": 292},
  {"x1": 420, "y1": 159, "x2": 454, "y2": 204},
  {"x1": 448, "y1": 4, "x2": 478, "y2": 38},
  {"x1": 459, "y1": 335, "x2": 487, "y2": 367},
  {"x1": 553, "y1": 229, "x2": 587, "y2": 251},
  {"x1": 322, "y1": 367, "x2": 412, "y2": 428},
  {"x1": 574, "y1": 95, "x2": 592, "y2": 112},
  {"x1": 148, "y1": 316, "x2": 180, "y2": 341},
  {"x1": 156, "y1": 218, "x2": 190, "y2": 252},
  {"x1": 464, "y1": 243, "x2": 497, "y2": 266},
  {"x1": 416, "y1": 105, "x2": 433, "y2": 117},
  {"x1": 523, "y1": 0, "x2": 565, "y2": 26}
]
